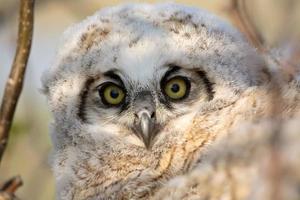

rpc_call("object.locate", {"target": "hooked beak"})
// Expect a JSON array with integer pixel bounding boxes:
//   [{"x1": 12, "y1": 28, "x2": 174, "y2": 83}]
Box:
[
  {"x1": 132, "y1": 91, "x2": 157, "y2": 149},
  {"x1": 136, "y1": 110, "x2": 156, "y2": 149}
]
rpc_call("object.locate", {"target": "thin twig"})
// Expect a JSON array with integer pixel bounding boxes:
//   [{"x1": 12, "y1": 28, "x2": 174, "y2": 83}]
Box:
[
  {"x1": 0, "y1": 0, "x2": 34, "y2": 163},
  {"x1": 0, "y1": 176, "x2": 23, "y2": 200},
  {"x1": 226, "y1": 0, "x2": 265, "y2": 52},
  {"x1": 0, "y1": 176, "x2": 23, "y2": 194}
]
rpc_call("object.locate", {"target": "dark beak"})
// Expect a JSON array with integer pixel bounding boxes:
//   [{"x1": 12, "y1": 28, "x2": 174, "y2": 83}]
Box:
[
  {"x1": 132, "y1": 91, "x2": 157, "y2": 149},
  {"x1": 136, "y1": 110, "x2": 155, "y2": 149}
]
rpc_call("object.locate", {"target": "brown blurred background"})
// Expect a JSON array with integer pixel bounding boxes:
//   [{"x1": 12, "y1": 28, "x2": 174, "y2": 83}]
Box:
[{"x1": 0, "y1": 0, "x2": 299, "y2": 199}]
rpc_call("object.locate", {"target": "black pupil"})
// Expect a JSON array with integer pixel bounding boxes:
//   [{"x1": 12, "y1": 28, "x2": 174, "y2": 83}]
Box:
[
  {"x1": 171, "y1": 83, "x2": 180, "y2": 93},
  {"x1": 110, "y1": 89, "x2": 119, "y2": 99}
]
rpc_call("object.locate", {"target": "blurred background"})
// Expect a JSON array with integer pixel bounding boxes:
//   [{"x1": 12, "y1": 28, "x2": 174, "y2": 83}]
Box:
[{"x1": 0, "y1": 0, "x2": 299, "y2": 199}]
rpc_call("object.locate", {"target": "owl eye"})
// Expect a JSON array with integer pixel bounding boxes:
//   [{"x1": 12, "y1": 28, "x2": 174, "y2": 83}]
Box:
[
  {"x1": 163, "y1": 76, "x2": 190, "y2": 100},
  {"x1": 99, "y1": 83, "x2": 125, "y2": 106}
]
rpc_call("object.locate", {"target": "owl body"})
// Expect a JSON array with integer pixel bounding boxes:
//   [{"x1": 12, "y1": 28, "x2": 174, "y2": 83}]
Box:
[{"x1": 42, "y1": 3, "x2": 300, "y2": 200}]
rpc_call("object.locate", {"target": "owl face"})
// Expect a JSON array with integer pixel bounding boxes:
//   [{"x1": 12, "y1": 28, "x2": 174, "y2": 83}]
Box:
[
  {"x1": 43, "y1": 3, "x2": 267, "y2": 151},
  {"x1": 80, "y1": 64, "x2": 212, "y2": 148}
]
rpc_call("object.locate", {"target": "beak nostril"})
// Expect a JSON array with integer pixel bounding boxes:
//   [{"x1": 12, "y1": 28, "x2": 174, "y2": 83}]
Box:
[{"x1": 151, "y1": 112, "x2": 155, "y2": 119}]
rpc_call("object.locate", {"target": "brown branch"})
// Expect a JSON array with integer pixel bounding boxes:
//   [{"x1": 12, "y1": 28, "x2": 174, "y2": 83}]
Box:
[
  {"x1": 0, "y1": 176, "x2": 23, "y2": 200},
  {"x1": 0, "y1": 0, "x2": 34, "y2": 163},
  {"x1": 226, "y1": 0, "x2": 265, "y2": 52},
  {"x1": 0, "y1": 0, "x2": 34, "y2": 198},
  {"x1": 1, "y1": 176, "x2": 23, "y2": 194}
]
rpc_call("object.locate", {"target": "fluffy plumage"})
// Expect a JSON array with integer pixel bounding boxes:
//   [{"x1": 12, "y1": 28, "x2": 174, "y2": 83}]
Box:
[
  {"x1": 42, "y1": 3, "x2": 300, "y2": 200},
  {"x1": 152, "y1": 114, "x2": 300, "y2": 200}
]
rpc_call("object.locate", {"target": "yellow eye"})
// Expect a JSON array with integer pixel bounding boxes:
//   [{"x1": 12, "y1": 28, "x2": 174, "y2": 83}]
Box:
[
  {"x1": 164, "y1": 77, "x2": 189, "y2": 100},
  {"x1": 100, "y1": 83, "x2": 125, "y2": 106}
]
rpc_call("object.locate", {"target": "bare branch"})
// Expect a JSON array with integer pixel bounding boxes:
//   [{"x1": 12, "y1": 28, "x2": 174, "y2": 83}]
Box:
[
  {"x1": 0, "y1": 176, "x2": 23, "y2": 195},
  {"x1": 226, "y1": 0, "x2": 265, "y2": 52},
  {"x1": 0, "y1": 0, "x2": 34, "y2": 163},
  {"x1": 0, "y1": 176, "x2": 23, "y2": 200},
  {"x1": 226, "y1": 0, "x2": 300, "y2": 76},
  {"x1": 0, "y1": 1, "x2": 34, "y2": 198}
]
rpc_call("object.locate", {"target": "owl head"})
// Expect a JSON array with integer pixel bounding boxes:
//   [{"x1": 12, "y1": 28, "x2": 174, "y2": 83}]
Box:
[{"x1": 42, "y1": 3, "x2": 268, "y2": 150}]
